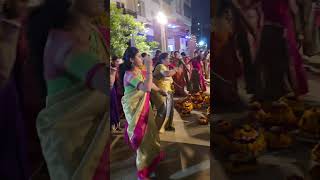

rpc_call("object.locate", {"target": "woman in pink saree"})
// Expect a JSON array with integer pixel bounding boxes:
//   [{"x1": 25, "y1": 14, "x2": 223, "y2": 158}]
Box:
[
  {"x1": 121, "y1": 47, "x2": 165, "y2": 180},
  {"x1": 190, "y1": 51, "x2": 207, "y2": 93}
]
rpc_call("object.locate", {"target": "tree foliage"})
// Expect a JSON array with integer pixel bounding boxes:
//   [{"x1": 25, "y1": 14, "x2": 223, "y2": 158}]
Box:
[{"x1": 110, "y1": 3, "x2": 159, "y2": 57}]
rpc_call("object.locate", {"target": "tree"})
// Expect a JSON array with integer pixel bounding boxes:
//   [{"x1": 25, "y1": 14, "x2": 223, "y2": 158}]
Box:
[{"x1": 110, "y1": 3, "x2": 159, "y2": 58}]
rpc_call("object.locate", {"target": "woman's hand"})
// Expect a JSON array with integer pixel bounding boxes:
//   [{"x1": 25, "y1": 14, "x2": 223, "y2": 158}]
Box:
[
  {"x1": 144, "y1": 56, "x2": 153, "y2": 72},
  {"x1": 158, "y1": 89, "x2": 168, "y2": 96}
]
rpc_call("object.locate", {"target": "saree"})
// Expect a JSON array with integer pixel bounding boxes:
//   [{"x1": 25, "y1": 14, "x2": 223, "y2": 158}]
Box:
[
  {"x1": 122, "y1": 70, "x2": 164, "y2": 179},
  {"x1": 183, "y1": 56, "x2": 192, "y2": 91},
  {"x1": 37, "y1": 28, "x2": 109, "y2": 180},
  {"x1": 152, "y1": 64, "x2": 174, "y2": 132},
  {"x1": 190, "y1": 58, "x2": 207, "y2": 93},
  {"x1": 172, "y1": 58, "x2": 187, "y2": 96}
]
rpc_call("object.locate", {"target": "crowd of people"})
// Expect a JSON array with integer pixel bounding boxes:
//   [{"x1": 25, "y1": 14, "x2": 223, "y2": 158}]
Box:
[
  {"x1": 0, "y1": 0, "x2": 210, "y2": 179},
  {"x1": 109, "y1": 47, "x2": 209, "y2": 178},
  {"x1": 212, "y1": 0, "x2": 320, "y2": 109},
  {"x1": 110, "y1": 49, "x2": 210, "y2": 131}
]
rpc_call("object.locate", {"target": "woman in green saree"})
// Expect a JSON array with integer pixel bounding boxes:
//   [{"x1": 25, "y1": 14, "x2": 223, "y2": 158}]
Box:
[
  {"x1": 120, "y1": 47, "x2": 166, "y2": 180},
  {"x1": 27, "y1": 0, "x2": 109, "y2": 179}
]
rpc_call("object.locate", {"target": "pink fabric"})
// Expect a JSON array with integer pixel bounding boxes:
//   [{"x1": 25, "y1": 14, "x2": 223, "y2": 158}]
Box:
[
  {"x1": 137, "y1": 151, "x2": 165, "y2": 179},
  {"x1": 92, "y1": 142, "x2": 110, "y2": 180},
  {"x1": 192, "y1": 59, "x2": 207, "y2": 92}
]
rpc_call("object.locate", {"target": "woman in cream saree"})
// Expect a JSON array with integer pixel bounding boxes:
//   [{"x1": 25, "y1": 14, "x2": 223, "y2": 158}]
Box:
[
  {"x1": 121, "y1": 47, "x2": 165, "y2": 180},
  {"x1": 28, "y1": 0, "x2": 109, "y2": 179}
]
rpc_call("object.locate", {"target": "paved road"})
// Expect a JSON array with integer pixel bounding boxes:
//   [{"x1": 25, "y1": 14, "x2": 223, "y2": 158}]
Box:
[{"x1": 110, "y1": 86, "x2": 211, "y2": 180}]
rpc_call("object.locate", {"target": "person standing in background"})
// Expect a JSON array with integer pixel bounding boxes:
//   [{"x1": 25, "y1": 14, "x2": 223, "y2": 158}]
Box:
[
  {"x1": 181, "y1": 52, "x2": 192, "y2": 91},
  {"x1": 172, "y1": 51, "x2": 187, "y2": 96},
  {"x1": 152, "y1": 49, "x2": 161, "y2": 67},
  {"x1": 152, "y1": 53, "x2": 177, "y2": 132},
  {"x1": 190, "y1": 50, "x2": 207, "y2": 93},
  {"x1": 110, "y1": 56, "x2": 122, "y2": 131}
]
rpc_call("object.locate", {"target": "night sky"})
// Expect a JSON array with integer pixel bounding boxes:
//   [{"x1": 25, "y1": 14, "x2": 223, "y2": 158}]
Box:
[{"x1": 191, "y1": 0, "x2": 211, "y2": 47}]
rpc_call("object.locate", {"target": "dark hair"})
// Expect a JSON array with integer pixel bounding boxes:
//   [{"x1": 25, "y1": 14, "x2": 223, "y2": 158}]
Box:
[
  {"x1": 141, "y1": 52, "x2": 147, "y2": 58},
  {"x1": 155, "y1": 50, "x2": 161, "y2": 55},
  {"x1": 154, "y1": 52, "x2": 169, "y2": 69},
  {"x1": 174, "y1": 51, "x2": 179, "y2": 55},
  {"x1": 112, "y1": 56, "x2": 118, "y2": 61},
  {"x1": 181, "y1": 52, "x2": 186, "y2": 56},
  {"x1": 120, "y1": 47, "x2": 139, "y2": 85},
  {"x1": 27, "y1": 0, "x2": 72, "y2": 96}
]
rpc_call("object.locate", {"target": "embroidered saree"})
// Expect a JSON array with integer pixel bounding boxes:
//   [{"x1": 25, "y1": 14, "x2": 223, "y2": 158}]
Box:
[
  {"x1": 122, "y1": 70, "x2": 164, "y2": 179},
  {"x1": 37, "y1": 27, "x2": 109, "y2": 180}
]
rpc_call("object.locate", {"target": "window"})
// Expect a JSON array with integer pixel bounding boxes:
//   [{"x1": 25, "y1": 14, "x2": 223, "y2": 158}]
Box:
[{"x1": 137, "y1": 1, "x2": 146, "y2": 17}]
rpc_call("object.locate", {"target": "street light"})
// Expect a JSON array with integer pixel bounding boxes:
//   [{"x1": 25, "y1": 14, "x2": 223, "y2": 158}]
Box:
[
  {"x1": 156, "y1": 12, "x2": 168, "y2": 52},
  {"x1": 156, "y1": 12, "x2": 168, "y2": 25}
]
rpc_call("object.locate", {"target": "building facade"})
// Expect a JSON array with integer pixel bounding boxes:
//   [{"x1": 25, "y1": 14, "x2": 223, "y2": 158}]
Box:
[{"x1": 111, "y1": 0, "x2": 195, "y2": 55}]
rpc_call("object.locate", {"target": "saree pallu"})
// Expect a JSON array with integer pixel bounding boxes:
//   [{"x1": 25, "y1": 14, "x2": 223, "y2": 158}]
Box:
[
  {"x1": 37, "y1": 84, "x2": 109, "y2": 180},
  {"x1": 151, "y1": 91, "x2": 174, "y2": 133},
  {"x1": 122, "y1": 90, "x2": 164, "y2": 179}
]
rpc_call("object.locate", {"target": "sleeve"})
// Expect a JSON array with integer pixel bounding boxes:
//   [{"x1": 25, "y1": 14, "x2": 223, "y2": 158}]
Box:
[
  {"x1": 158, "y1": 64, "x2": 167, "y2": 75},
  {"x1": 65, "y1": 51, "x2": 105, "y2": 88},
  {"x1": 128, "y1": 75, "x2": 143, "y2": 89}
]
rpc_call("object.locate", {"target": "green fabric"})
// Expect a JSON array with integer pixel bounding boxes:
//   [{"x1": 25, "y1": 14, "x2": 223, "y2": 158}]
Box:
[
  {"x1": 124, "y1": 73, "x2": 144, "y2": 94},
  {"x1": 37, "y1": 27, "x2": 109, "y2": 180},
  {"x1": 65, "y1": 52, "x2": 99, "y2": 81},
  {"x1": 46, "y1": 77, "x2": 78, "y2": 95},
  {"x1": 37, "y1": 83, "x2": 109, "y2": 180}
]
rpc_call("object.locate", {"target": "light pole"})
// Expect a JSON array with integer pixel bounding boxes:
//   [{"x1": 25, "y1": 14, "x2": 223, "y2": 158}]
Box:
[{"x1": 156, "y1": 12, "x2": 168, "y2": 52}]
